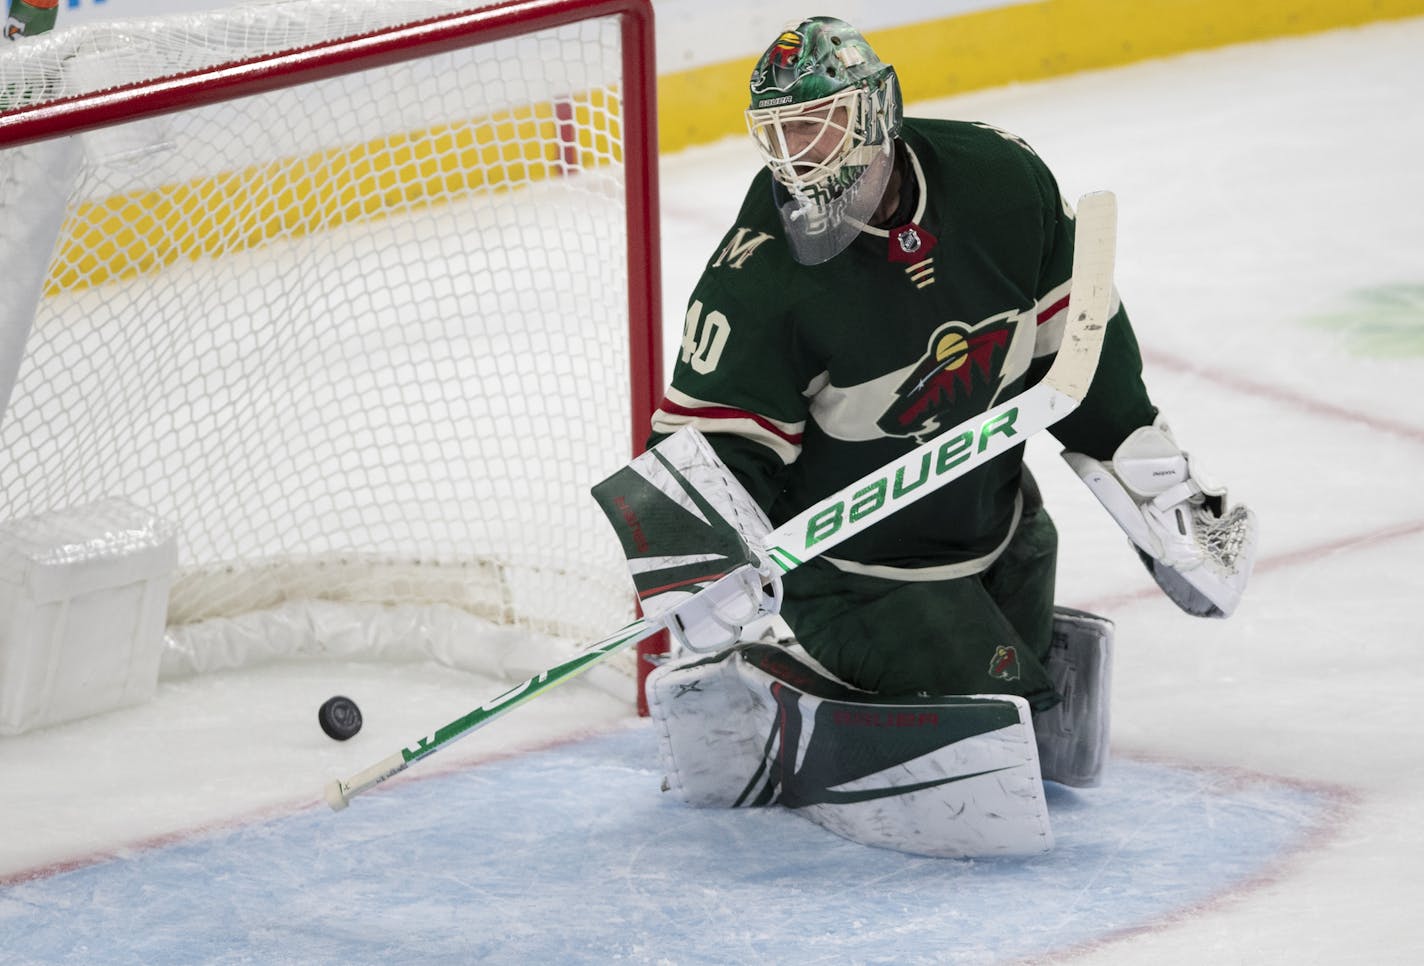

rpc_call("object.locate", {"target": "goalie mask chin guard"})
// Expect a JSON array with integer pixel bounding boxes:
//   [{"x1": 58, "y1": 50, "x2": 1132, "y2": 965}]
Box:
[{"x1": 746, "y1": 17, "x2": 903, "y2": 265}]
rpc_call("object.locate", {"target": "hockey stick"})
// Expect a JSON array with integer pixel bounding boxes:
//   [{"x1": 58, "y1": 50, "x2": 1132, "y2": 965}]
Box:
[
  {"x1": 325, "y1": 617, "x2": 660, "y2": 809},
  {"x1": 325, "y1": 190, "x2": 1116, "y2": 811}
]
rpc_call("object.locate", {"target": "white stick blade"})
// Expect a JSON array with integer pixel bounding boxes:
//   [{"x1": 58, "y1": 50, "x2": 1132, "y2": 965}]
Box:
[{"x1": 324, "y1": 780, "x2": 350, "y2": 812}]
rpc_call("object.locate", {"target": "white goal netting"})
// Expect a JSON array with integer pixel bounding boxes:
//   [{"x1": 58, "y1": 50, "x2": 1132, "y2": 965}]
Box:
[{"x1": 0, "y1": 0, "x2": 657, "y2": 683}]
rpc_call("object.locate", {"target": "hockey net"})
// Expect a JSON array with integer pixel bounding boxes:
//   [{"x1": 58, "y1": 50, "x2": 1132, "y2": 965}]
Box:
[{"x1": 0, "y1": 0, "x2": 660, "y2": 689}]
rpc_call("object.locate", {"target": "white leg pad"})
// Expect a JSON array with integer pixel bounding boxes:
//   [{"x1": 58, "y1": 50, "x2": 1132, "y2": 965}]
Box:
[
  {"x1": 1033, "y1": 607, "x2": 1114, "y2": 787},
  {"x1": 646, "y1": 643, "x2": 1053, "y2": 858}
]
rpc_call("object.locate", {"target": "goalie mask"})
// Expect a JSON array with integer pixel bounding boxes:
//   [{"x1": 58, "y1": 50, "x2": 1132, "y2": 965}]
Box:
[{"x1": 746, "y1": 17, "x2": 903, "y2": 265}]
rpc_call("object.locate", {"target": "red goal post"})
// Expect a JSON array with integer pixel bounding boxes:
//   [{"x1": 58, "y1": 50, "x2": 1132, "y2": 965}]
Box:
[{"x1": 0, "y1": 0, "x2": 664, "y2": 708}]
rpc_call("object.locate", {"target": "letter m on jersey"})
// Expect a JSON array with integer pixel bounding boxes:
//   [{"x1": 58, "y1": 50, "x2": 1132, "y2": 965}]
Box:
[{"x1": 713, "y1": 228, "x2": 774, "y2": 270}]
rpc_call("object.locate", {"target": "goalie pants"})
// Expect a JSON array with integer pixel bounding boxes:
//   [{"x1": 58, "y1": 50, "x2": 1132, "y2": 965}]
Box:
[{"x1": 779, "y1": 504, "x2": 1060, "y2": 712}]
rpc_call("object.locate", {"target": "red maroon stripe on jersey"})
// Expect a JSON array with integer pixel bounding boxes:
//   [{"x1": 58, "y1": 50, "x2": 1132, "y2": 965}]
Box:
[
  {"x1": 1037, "y1": 293, "x2": 1070, "y2": 325},
  {"x1": 657, "y1": 399, "x2": 804, "y2": 445}
]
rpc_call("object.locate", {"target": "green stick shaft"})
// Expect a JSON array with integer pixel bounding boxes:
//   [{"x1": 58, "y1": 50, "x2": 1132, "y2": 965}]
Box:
[
  {"x1": 325, "y1": 618, "x2": 658, "y2": 809},
  {"x1": 762, "y1": 382, "x2": 1078, "y2": 571}
]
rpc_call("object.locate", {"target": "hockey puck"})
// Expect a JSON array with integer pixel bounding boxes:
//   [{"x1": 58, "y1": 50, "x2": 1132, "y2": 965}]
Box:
[{"x1": 318, "y1": 696, "x2": 363, "y2": 741}]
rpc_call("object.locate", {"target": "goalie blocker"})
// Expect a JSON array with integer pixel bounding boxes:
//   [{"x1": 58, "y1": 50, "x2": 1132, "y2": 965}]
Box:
[
  {"x1": 591, "y1": 428, "x2": 782, "y2": 654},
  {"x1": 646, "y1": 607, "x2": 1113, "y2": 859}
]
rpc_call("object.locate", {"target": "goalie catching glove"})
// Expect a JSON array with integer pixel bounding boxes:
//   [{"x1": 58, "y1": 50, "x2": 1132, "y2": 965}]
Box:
[
  {"x1": 1064, "y1": 416, "x2": 1258, "y2": 617},
  {"x1": 592, "y1": 428, "x2": 782, "y2": 653}
]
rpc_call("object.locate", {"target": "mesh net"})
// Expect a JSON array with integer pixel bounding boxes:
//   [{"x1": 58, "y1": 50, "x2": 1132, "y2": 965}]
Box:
[
  {"x1": 1200, "y1": 504, "x2": 1254, "y2": 575},
  {"x1": 0, "y1": 1, "x2": 645, "y2": 647}
]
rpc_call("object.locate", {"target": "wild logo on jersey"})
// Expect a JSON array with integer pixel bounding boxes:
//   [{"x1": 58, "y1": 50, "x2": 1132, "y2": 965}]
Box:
[
  {"x1": 878, "y1": 314, "x2": 1016, "y2": 442},
  {"x1": 987, "y1": 645, "x2": 1021, "y2": 682}
]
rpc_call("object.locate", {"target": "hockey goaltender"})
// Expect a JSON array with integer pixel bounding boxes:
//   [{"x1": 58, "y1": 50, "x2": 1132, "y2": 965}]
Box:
[{"x1": 594, "y1": 16, "x2": 1258, "y2": 858}]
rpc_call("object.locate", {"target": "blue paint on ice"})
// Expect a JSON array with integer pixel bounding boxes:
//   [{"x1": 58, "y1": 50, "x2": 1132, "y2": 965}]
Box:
[{"x1": 1, "y1": 724, "x2": 1337, "y2": 965}]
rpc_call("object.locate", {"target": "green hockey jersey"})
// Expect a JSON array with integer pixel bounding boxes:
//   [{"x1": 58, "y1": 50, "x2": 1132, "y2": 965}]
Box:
[{"x1": 653, "y1": 118, "x2": 1157, "y2": 574}]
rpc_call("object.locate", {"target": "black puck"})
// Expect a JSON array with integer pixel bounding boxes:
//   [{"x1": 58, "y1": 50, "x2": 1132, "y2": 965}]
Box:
[{"x1": 318, "y1": 695, "x2": 363, "y2": 741}]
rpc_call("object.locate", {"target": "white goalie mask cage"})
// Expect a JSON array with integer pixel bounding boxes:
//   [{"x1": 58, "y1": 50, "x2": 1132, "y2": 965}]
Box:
[{"x1": 745, "y1": 79, "x2": 900, "y2": 265}]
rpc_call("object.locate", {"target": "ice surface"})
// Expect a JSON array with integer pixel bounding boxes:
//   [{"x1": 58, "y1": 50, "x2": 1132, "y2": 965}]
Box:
[
  {"x1": 2, "y1": 727, "x2": 1341, "y2": 965},
  {"x1": 4, "y1": 16, "x2": 1424, "y2": 965}
]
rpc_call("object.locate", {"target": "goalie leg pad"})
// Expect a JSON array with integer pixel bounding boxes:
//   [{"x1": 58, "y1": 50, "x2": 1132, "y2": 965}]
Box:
[
  {"x1": 647, "y1": 643, "x2": 1053, "y2": 858},
  {"x1": 1033, "y1": 607, "x2": 1113, "y2": 788}
]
